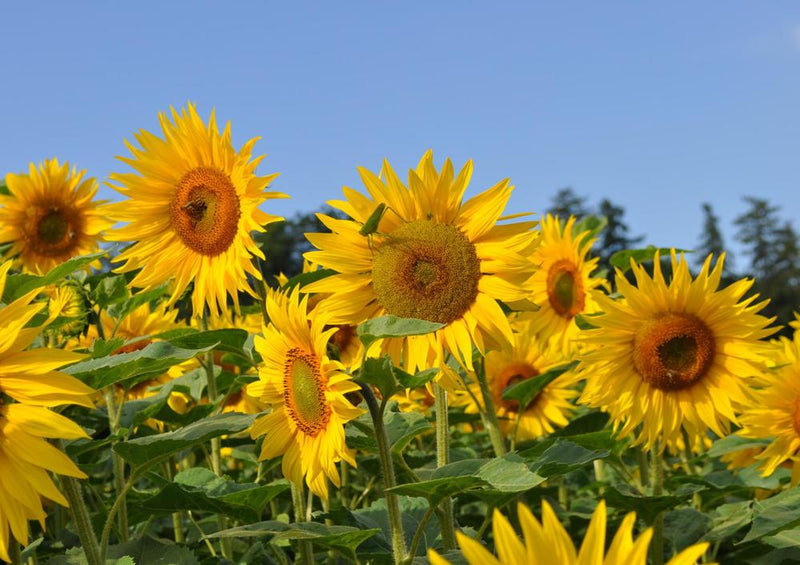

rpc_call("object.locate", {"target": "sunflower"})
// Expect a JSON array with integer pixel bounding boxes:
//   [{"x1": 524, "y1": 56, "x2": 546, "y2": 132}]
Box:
[
  {"x1": 523, "y1": 215, "x2": 605, "y2": 352},
  {"x1": 735, "y1": 333, "x2": 800, "y2": 481},
  {"x1": 455, "y1": 318, "x2": 581, "y2": 441},
  {"x1": 579, "y1": 252, "x2": 774, "y2": 451},
  {"x1": 428, "y1": 500, "x2": 710, "y2": 565},
  {"x1": 305, "y1": 151, "x2": 538, "y2": 372},
  {"x1": 0, "y1": 262, "x2": 95, "y2": 561},
  {"x1": 0, "y1": 158, "x2": 109, "y2": 274},
  {"x1": 247, "y1": 288, "x2": 363, "y2": 499},
  {"x1": 105, "y1": 103, "x2": 286, "y2": 317}
]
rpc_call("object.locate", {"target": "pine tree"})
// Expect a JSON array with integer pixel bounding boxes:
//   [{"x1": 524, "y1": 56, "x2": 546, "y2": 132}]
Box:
[
  {"x1": 596, "y1": 198, "x2": 644, "y2": 274},
  {"x1": 546, "y1": 188, "x2": 590, "y2": 220},
  {"x1": 696, "y1": 203, "x2": 734, "y2": 275},
  {"x1": 733, "y1": 197, "x2": 779, "y2": 280}
]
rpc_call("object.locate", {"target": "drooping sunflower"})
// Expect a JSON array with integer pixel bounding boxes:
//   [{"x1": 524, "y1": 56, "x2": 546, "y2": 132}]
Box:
[
  {"x1": 105, "y1": 103, "x2": 286, "y2": 317},
  {"x1": 0, "y1": 158, "x2": 110, "y2": 274},
  {"x1": 305, "y1": 151, "x2": 538, "y2": 372},
  {"x1": 523, "y1": 215, "x2": 605, "y2": 352},
  {"x1": 735, "y1": 333, "x2": 800, "y2": 481},
  {"x1": 247, "y1": 288, "x2": 363, "y2": 499},
  {"x1": 0, "y1": 262, "x2": 95, "y2": 561},
  {"x1": 455, "y1": 318, "x2": 581, "y2": 441},
  {"x1": 428, "y1": 500, "x2": 710, "y2": 565},
  {"x1": 579, "y1": 252, "x2": 775, "y2": 451}
]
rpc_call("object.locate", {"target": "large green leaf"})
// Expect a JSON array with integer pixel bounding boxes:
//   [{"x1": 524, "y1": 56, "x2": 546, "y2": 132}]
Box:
[
  {"x1": 522, "y1": 438, "x2": 609, "y2": 477},
  {"x1": 113, "y1": 412, "x2": 255, "y2": 467},
  {"x1": 501, "y1": 361, "x2": 578, "y2": 412},
  {"x1": 137, "y1": 468, "x2": 288, "y2": 522},
  {"x1": 609, "y1": 246, "x2": 690, "y2": 273},
  {"x1": 604, "y1": 485, "x2": 692, "y2": 525},
  {"x1": 347, "y1": 410, "x2": 433, "y2": 454},
  {"x1": 358, "y1": 316, "x2": 443, "y2": 348},
  {"x1": 106, "y1": 538, "x2": 198, "y2": 565},
  {"x1": 573, "y1": 215, "x2": 607, "y2": 239},
  {"x1": 742, "y1": 487, "x2": 800, "y2": 543},
  {"x1": 106, "y1": 282, "x2": 171, "y2": 320},
  {"x1": 63, "y1": 341, "x2": 214, "y2": 389},
  {"x1": 387, "y1": 455, "x2": 544, "y2": 505},
  {"x1": 207, "y1": 520, "x2": 380, "y2": 561},
  {"x1": 167, "y1": 328, "x2": 250, "y2": 359},
  {"x1": 2, "y1": 252, "x2": 105, "y2": 302}
]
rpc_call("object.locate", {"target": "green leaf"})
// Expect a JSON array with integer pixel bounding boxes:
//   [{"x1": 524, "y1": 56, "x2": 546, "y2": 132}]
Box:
[
  {"x1": 113, "y1": 412, "x2": 256, "y2": 467},
  {"x1": 357, "y1": 315, "x2": 444, "y2": 348},
  {"x1": 90, "y1": 274, "x2": 129, "y2": 308},
  {"x1": 106, "y1": 282, "x2": 171, "y2": 320},
  {"x1": 763, "y1": 528, "x2": 800, "y2": 549},
  {"x1": 387, "y1": 455, "x2": 544, "y2": 505},
  {"x1": 347, "y1": 409, "x2": 433, "y2": 454},
  {"x1": 704, "y1": 501, "x2": 753, "y2": 542},
  {"x1": 609, "y1": 246, "x2": 690, "y2": 273},
  {"x1": 106, "y1": 538, "x2": 198, "y2": 565},
  {"x1": 573, "y1": 215, "x2": 607, "y2": 239},
  {"x1": 604, "y1": 485, "x2": 692, "y2": 525},
  {"x1": 0, "y1": 183, "x2": 9, "y2": 196},
  {"x1": 501, "y1": 361, "x2": 578, "y2": 412},
  {"x1": 708, "y1": 434, "x2": 772, "y2": 458},
  {"x1": 742, "y1": 487, "x2": 800, "y2": 543},
  {"x1": 207, "y1": 520, "x2": 380, "y2": 561},
  {"x1": 358, "y1": 356, "x2": 403, "y2": 400},
  {"x1": 167, "y1": 328, "x2": 250, "y2": 360},
  {"x1": 663, "y1": 508, "x2": 712, "y2": 551},
  {"x1": 395, "y1": 367, "x2": 438, "y2": 390},
  {"x1": 281, "y1": 268, "x2": 338, "y2": 291},
  {"x1": 63, "y1": 341, "x2": 214, "y2": 389},
  {"x1": 2, "y1": 252, "x2": 105, "y2": 302},
  {"x1": 137, "y1": 468, "x2": 289, "y2": 522},
  {"x1": 523, "y1": 438, "x2": 609, "y2": 477}
]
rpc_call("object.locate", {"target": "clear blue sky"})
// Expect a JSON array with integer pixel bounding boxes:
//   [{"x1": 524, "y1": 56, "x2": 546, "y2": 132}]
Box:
[{"x1": 2, "y1": 2, "x2": 798, "y2": 262}]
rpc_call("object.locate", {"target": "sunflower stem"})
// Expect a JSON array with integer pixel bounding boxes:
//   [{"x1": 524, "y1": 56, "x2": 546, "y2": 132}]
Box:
[
  {"x1": 200, "y1": 313, "x2": 232, "y2": 561},
  {"x1": 9, "y1": 540, "x2": 22, "y2": 565},
  {"x1": 474, "y1": 357, "x2": 507, "y2": 457},
  {"x1": 359, "y1": 383, "x2": 408, "y2": 565},
  {"x1": 650, "y1": 443, "x2": 665, "y2": 565},
  {"x1": 433, "y1": 382, "x2": 458, "y2": 551},
  {"x1": 61, "y1": 475, "x2": 103, "y2": 565},
  {"x1": 291, "y1": 483, "x2": 315, "y2": 565},
  {"x1": 103, "y1": 388, "x2": 129, "y2": 542}
]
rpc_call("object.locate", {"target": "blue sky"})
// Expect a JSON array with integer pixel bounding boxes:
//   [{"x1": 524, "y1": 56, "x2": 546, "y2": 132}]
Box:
[{"x1": 2, "y1": 2, "x2": 798, "y2": 261}]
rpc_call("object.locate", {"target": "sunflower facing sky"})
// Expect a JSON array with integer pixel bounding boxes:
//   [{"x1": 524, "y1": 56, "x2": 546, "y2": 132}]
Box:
[
  {"x1": 428, "y1": 500, "x2": 710, "y2": 565},
  {"x1": 105, "y1": 103, "x2": 286, "y2": 317},
  {"x1": 735, "y1": 333, "x2": 800, "y2": 481},
  {"x1": 0, "y1": 158, "x2": 109, "y2": 274},
  {"x1": 304, "y1": 151, "x2": 538, "y2": 372},
  {"x1": 523, "y1": 214, "x2": 605, "y2": 351},
  {"x1": 579, "y1": 252, "x2": 775, "y2": 451},
  {"x1": 247, "y1": 288, "x2": 363, "y2": 499},
  {"x1": 455, "y1": 317, "x2": 581, "y2": 441},
  {"x1": 0, "y1": 262, "x2": 94, "y2": 561}
]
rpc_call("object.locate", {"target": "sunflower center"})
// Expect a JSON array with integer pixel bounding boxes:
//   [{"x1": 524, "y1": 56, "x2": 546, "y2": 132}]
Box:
[
  {"x1": 546, "y1": 259, "x2": 585, "y2": 318},
  {"x1": 283, "y1": 348, "x2": 330, "y2": 436},
  {"x1": 27, "y1": 206, "x2": 81, "y2": 257},
  {"x1": 372, "y1": 220, "x2": 481, "y2": 324},
  {"x1": 170, "y1": 167, "x2": 241, "y2": 257},
  {"x1": 498, "y1": 362, "x2": 539, "y2": 411},
  {"x1": 632, "y1": 312, "x2": 716, "y2": 391},
  {"x1": 329, "y1": 325, "x2": 356, "y2": 358}
]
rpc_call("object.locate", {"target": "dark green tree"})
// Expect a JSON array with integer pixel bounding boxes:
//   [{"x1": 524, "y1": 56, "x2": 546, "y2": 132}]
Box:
[
  {"x1": 546, "y1": 187, "x2": 590, "y2": 220},
  {"x1": 596, "y1": 198, "x2": 644, "y2": 274},
  {"x1": 696, "y1": 202, "x2": 734, "y2": 276},
  {"x1": 734, "y1": 197, "x2": 800, "y2": 333}
]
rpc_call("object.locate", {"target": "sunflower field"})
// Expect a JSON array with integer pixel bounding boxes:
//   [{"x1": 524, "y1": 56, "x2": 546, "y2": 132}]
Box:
[{"x1": 2, "y1": 103, "x2": 800, "y2": 565}]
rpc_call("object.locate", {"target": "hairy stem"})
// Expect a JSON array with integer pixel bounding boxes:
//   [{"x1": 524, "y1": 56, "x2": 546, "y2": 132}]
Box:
[
  {"x1": 433, "y1": 383, "x2": 457, "y2": 551},
  {"x1": 61, "y1": 475, "x2": 103, "y2": 565}
]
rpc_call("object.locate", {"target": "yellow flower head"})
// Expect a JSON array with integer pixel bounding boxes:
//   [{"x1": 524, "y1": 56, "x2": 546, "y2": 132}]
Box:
[
  {"x1": 247, "y1": 287, "x2": 364, "y2": 499},
  {"x1": 736, "y1": 333, "x2": 800, "y2": 480},
  {"x1": 0, "y1": 158, "x2": 110, "y2": 274},
  {"x1": 428, "y1": 500, "x2": 711, "y2": 565},
  {"x1": 0, "y1": 262, "x2": 94, "y2": 561},
  {"x1": 106, "y1": 103, "x2": 286, "y2": 317},
  {"x1": 579, "y1": 252, "x2": 775, "y2": 452},
  {"x1": 304, "y1": 151, "x2": 538, "y2": 372},
  {"x1": 523, "y1": 215, "x2": 606, "y2": 352},
  {"x1": 455, "y1": 317, "x2": 581, "y2": 441}
]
